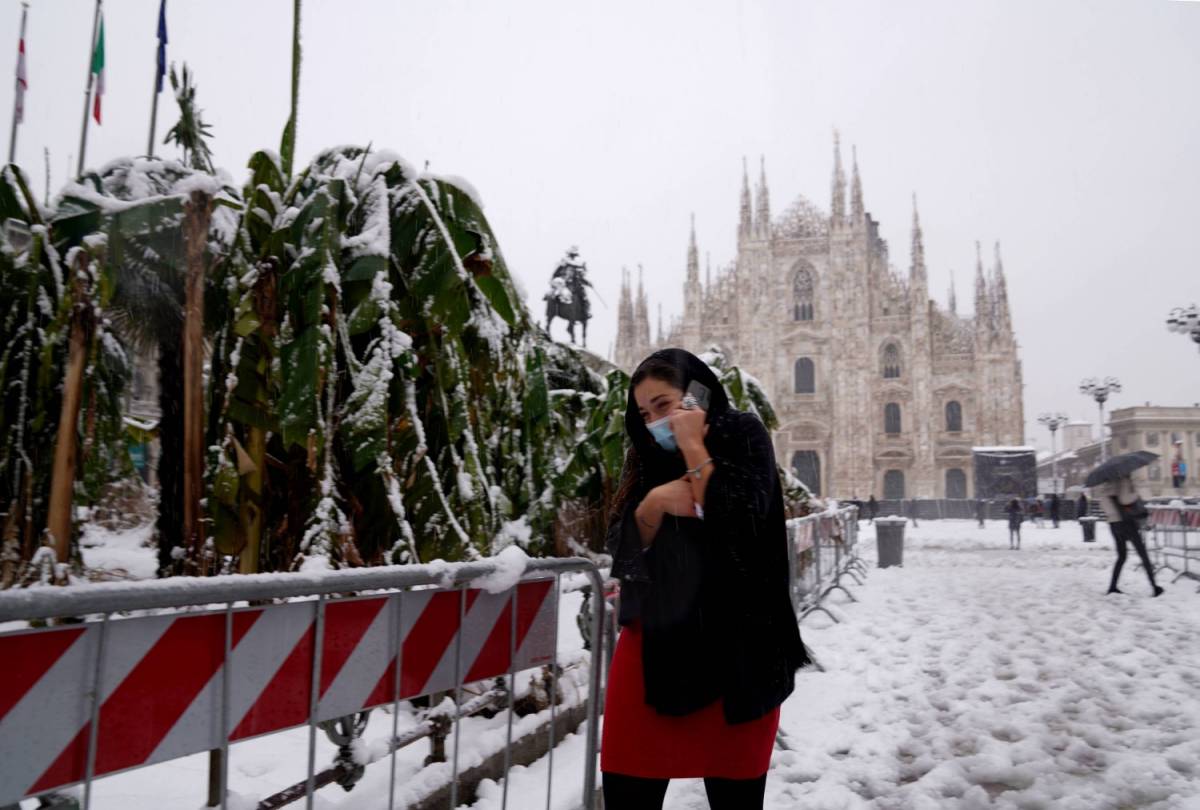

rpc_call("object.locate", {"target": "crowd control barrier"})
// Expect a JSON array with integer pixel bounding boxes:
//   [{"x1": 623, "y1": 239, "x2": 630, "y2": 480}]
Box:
[
  {"x1": 786, "y1": 506, "x2": 866, "y2": 623},
  {"x1": 1148, "y1": 504, "x2": 1200, "y2": 589},
  {"x1": 0, "y1": 557, "x2": 605, "y2": 810}
]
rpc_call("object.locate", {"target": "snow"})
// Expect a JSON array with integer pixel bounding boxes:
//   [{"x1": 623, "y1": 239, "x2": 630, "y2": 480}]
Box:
[
  {"x1": 469, "y1": 545, "x2": 529, "y2": 594},
  {"x1": 79, "y1": 521, "x2": 158, "y2": 580},
  {"x1": 17, "y1": 520, "x2": 1200, "y2": 809},
  {"x1": 653, "y1": 519, "x2": 1200, "y2": 808}
]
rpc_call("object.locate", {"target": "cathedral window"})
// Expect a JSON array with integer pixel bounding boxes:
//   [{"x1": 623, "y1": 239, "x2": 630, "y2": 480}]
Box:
[
  {"x1": 945, "y1": 400, "x2": 963, "y2": 433},
  {"x1": 884, "y1": 402, "x2": 901, "y2": 435},
  {"x1": 881, "y1": 343, "x2": 901, "y2": 378},
  {"x1": 791, "y1": 451, "x2": 821, "y2": 496},
  {"x1": 1146, "y1": 432, "x2": 1159, "y2": 447},
  {"x1": 792, "y1": 266, "x2": 815, "y2": 321},
  {"x1": 883, "y1": 470, "x2": 905, "y2": 500},
  {"x1": 794, "y1": 358, "x2": 815, "y2": 394},
  {"x1": 945, "y1": 468, "x2": 967, "y2": 499}
]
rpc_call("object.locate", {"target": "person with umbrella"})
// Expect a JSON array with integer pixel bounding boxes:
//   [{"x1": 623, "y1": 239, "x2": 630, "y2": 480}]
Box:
[{"x1": 1086, "y1": 452, "x2": 1165, "y2": 597}]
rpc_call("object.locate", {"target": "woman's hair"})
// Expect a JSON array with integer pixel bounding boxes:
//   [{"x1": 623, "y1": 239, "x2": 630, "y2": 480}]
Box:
[
  {"x1": 630, "y1": 354, "x2": 686, "y2": 393},
  {"x1": 608, "y1": 356, "x2": 689, "y2": 523}
]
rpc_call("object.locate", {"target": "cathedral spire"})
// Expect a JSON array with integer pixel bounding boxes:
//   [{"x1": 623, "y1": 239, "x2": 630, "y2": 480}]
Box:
[
  {"x1": 949, "y1": 272, "x2": 958, "y2": 315},
  {"x1": 616, "y1": 266, "x2": 634, "y2": 366},
  {"x1": 687, "y1": 213, "x2": 700, "y2": 284},
  {"x1": 657, "y1": 302, "x2": 664, "y2": 345},
  {"x1": 993, "y1": 241, "x2": 1012, "y2": 337},
  {"x1": 831, "y1": 130, "x2": 846, "y2": 228},
  {"x1": 705, "y1": 252, "x2": 712, "y2": 290},
  {"x1": 738, "y1": 156, "x2": 753, "y2": 242},
  {"x1": 636, "y1": 264, "x2": 650, "y2": 350},
  {"x1": 755, "y1": 155, "x2": 771, "y2": 238},
  {"x1": 851, "y1": 145, "x2": 864, "y2": 222},
  {"x1": 910, "y1": 193, "x2": 926, "y2": 285},
  {"x1": 974, "y1": 241, "x2": 991, "y2": 341}
]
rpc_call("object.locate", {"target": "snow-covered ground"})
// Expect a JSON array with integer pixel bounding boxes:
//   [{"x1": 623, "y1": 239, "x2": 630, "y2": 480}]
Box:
[
  {"x1": 78, "y1": 519, "x2": 158, "y2": 580},
  {"x1": 17, "y1": 519, "x2": 1200, "y2": 809},
  {"x1": 658, "y1": 519, "x2": 1200, "y2": 809}
]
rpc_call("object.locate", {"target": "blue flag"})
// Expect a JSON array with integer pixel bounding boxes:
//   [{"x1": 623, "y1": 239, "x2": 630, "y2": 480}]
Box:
[{"x1": 155, "y1": 0, "x2": 168, "y2": 93}]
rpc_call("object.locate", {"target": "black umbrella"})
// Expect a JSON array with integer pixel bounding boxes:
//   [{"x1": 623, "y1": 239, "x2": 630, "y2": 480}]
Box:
[{"x1": 1084, "y1": 451, "x2": 1159, "y2": 488}]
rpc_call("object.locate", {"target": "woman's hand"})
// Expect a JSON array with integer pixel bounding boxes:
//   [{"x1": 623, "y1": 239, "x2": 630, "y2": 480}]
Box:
[
  {"x1": 668, "y1": 406, "x2": 708, "y2": 453},
  {"x1": 651, "y1": 480, "x2": 696, "y2": 518}
]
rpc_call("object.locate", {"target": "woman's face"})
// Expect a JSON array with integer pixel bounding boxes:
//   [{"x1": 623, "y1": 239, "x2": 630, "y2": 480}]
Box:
[{"x1": 634, "y1": 377, "x2": 683, "y2": 423}]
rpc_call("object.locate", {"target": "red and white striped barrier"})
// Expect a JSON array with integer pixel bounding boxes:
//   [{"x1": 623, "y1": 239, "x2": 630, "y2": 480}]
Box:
[{"x1": 0, "y1": 579, "x2": 555, "y2": 804}]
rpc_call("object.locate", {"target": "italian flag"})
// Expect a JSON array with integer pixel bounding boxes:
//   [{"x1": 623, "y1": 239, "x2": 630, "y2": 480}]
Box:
[
  {"x1": 14, "y1": 33, "x2": 26, "y2": 124},
  {"x1": 91, "y1": 16, "x2": 105, "y2": 124}
]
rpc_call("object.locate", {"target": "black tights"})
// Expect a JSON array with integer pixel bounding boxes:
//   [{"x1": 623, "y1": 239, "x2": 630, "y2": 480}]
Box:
[
  {"x1": 1110, "y1": 520, "x2": 1158, "y2": 591},
  {"x1": 602, "y1": 771, "x2": 767, "y2": 810}
]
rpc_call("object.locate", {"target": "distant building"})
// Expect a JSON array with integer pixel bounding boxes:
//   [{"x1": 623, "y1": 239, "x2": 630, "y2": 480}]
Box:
[
  {"x1": 613, "y1": 134, "x2": 1025, "y2": 498},
  {"x1": 1036, "y1": 405, "x2": 1200, "y2": 498}
]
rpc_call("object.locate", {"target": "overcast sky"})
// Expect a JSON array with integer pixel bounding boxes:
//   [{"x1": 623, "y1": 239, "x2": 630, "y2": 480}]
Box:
[{"x1": 3, "y1": 0, "x2": 1198, "y2": 449}]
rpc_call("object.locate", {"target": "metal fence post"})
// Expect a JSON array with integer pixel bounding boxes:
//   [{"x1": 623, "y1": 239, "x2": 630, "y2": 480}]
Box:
[
  {"x1": 81, "y1": 614, "x2": 109, "y2": 810},
  {"x1": 304, "y1": 595, "x2": 326, "y2": 810},
  {"x1": 387, "y1": 592, "x2": 405, "y2": 810}
]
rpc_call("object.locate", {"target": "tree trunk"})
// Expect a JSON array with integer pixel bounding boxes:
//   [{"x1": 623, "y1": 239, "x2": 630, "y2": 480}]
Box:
[
  {"x1": 45, "y1": 255, "x2": 93, "y2": 580},
  {"x1": 183, "y1": 191, "x2": 211, "y2": 570},
  {"x1": 155, "y1": 337, "x2": 184, "y2": 575}
]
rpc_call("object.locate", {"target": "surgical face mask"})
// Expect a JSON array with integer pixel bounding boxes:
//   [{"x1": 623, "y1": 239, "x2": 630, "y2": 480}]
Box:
[{"x1": 645, "y1": 415, "x2": 678, "y2": 453}]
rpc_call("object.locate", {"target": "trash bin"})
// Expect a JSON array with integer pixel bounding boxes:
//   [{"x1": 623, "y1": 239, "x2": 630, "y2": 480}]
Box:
[
  {"x1": 1079, "y1": 516, "x2": 1099, "y2": 543},
  {"x1": 875, "y1": 517, "x2": 906, "y2": 568}
]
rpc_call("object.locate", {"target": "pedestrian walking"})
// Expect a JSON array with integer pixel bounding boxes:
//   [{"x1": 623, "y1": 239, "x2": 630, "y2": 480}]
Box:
[
  {"x1": 1049, "y1": 493, "x2": 1061, "y2": 529},
  {"x1": 1093, "y1": 474, "x2": 1164, "y2": 597},
  {"x1": 976, "y1": 497, "x2": 987, "y2": 528},
  {"x1": 906, "y1": 497, "x2": 919, "y2": 528},
  {"x1": 1077, "y1": 491, "x2": 1089, "y2": 520},
  {"x1": 1006, "y1": 498, "x2": 1023, "y2": 549},
  {"x1": 1031, "y1": 498, "x2": 1044, "y2": 529},
  {"x1": 603, "y1": 348, "x2": 810, "y2": 810},
  {"x1": 867, "y1": 494, "x2": 878, "y2": 523}
]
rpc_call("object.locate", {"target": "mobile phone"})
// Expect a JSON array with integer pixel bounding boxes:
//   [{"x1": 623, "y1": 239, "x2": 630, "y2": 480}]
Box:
[{"x1": 685, "y1": 380, "x2": 711, "y2": 411}]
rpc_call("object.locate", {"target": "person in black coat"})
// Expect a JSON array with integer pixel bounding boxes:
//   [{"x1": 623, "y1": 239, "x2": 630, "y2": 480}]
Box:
[
  {"x1": 603, "y1": 349, "x2": 809, "y2": 809},
  {"x1": 1049, "y1": 493, "x2": 1061, "y2": 528},
  {"x1": 975, "y1": 497, "x2": 987, "y2": 528},
  {"x1": 867, "y1": 494, "x2": 879, "y2": 523},
  {"x1": 1077, "y1": 492, "x2": 1089, "y2": 520},
  {"x1": 906, "y1": 497, "x2": 919, "y2": 528},
  {"x1": 1006, "y1": 498, "x2": 1024, "y2": 549}
]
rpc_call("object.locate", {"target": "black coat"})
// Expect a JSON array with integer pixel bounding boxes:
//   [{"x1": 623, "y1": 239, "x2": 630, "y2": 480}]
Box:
[{"x1": 607, "y1": 349, "x2": 809, "y2": 725}]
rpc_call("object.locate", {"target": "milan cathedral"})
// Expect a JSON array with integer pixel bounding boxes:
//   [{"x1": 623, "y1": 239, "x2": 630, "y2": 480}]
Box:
[{"x1": 613, "y1": 133, "x2": 1025, "y2": 499}]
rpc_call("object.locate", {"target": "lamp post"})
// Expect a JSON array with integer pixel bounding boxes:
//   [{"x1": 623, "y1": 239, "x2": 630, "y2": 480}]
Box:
[
  {"x1": 1166, "y1": 304, "x2": 1200, "y2": 353},
  {"x1": 1079, "y1": 377, "x2": 1121, "y2": 463},
  {"x1": 1038, "y1": 413, "x2": 1069, "y2": 494}
]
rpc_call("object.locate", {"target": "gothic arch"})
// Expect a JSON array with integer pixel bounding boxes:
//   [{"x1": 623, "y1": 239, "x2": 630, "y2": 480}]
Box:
[
  {"x1": 881, "y1": 342, "x2": 902, "y2": 379},
  {"x1": 945, "y1": 400, "x2": 963, "y2": 432},
  {"x1": 945, "y1": 468, "x2": 968, "y2": 499},
  {"x1": 794, "y1": 357, "x2": 815, "y2": 394},
  {"x1": 791, "y1": 450, "x2": 821, "y2": 496},
  {"x1": 884, "y1": 402, "x2": 902, "y2": 434},
  {"x1": 791, "y1": 261, "x2": 816, "y2": 322}
]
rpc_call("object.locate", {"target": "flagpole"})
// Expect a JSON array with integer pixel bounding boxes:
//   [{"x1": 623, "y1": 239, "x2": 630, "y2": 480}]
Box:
[
  {"x1": 147, "y1": 0, "x2": 165, "y2": 157},
  {"x1": 146, "y1": 64, "x2": 160, "y2": 157},
  {"x1": 77, "y1": 0, "x2": 101, "y2": 177},
  {"x1": 8, "y1": 3, "x2": 28, "y2": 165}
]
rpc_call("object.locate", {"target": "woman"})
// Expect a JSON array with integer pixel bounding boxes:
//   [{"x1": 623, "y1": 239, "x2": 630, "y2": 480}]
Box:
[
  {"x1": 1006, "y1": 498, "x2": 1023, "y2": 549},
  {"x1": 1093, "y1": 474, "x2": 1164, "y2": 596},
  {"x1": 602, "y1": 349, "x2": 808, "y2": 809}
]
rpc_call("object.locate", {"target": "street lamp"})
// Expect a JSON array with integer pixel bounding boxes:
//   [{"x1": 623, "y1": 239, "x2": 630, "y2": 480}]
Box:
[
  {"x1": 1038, "y1": 412, "x2": 1069, "y2": 493},
  {"x1": 1079, "y1": 377, "x2": 1121, "y2": 463},
  {"x1": 1167, "y1": 304, "x2": 1200, "y2": 353}
]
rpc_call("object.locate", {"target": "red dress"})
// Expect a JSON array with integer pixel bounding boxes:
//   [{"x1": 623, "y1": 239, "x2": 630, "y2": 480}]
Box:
[{"x1": 600, "y1": 621, "x2": 780, "y2": 779}]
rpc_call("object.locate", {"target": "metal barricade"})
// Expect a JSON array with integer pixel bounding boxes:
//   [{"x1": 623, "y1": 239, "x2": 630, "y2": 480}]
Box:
[
  {"x1": 1149, "y1": 504, "x2": 1200, "y2": 588},
  {"x1": 0, "y1": 557, "x2": 605, "y2": 810},
  {"x1": 787, "y1": 506, "x2": 865, "y2": 624}
]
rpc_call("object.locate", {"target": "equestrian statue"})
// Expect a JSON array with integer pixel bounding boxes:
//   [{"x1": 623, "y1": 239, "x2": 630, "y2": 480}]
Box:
[{"x1": 544, "y1": 245, "x2": 594, "y2": 347}]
